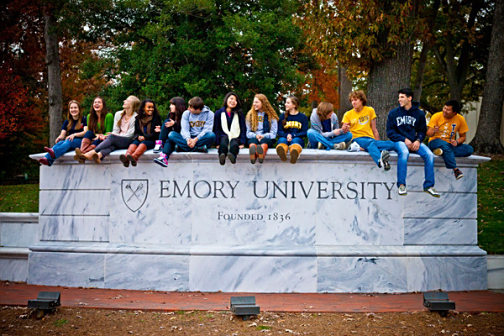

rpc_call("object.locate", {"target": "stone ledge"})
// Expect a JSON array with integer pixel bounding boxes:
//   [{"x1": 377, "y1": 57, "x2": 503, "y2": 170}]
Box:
[
  {"x1": 29, "y1": 149, "x2": 490, "y2": 167},
  {"x1": 0, "y1": 247, "x2": 30, "y2": 259},
  {"x1": 0, "y1": 213, "x2": 39, "y2": 223},
  {"x1": 28, "y1": 242, "x2": 487, "y2": 257}
]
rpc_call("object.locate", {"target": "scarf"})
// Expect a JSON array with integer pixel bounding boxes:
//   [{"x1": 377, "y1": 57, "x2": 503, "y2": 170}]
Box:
[
  {"x1": 139, "y1": 115, "x2": 153, "y2": 136},
  {"x1": 221, "y1": 112, "x2": 240, "y2": 140}
]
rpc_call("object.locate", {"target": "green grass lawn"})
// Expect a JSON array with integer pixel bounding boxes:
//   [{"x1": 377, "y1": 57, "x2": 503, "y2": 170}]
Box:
[
  {"x1": 0, "y1": 156, "x2": 502, "y2": 253},
  {"x1": 477, "y1": 154, "x2": 504, "y2": 254},
  {"x1": 0, "y1": 184, "x2": 38, "y2": 212}
]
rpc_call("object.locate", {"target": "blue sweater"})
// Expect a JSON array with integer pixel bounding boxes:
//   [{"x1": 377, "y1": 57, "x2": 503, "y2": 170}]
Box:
[
  {"x1": 386, "y1": 102, "x2": 427, "y2": 143},
  {"x1": 278, "y1": 112, "x2": 309, "y2": 139}
]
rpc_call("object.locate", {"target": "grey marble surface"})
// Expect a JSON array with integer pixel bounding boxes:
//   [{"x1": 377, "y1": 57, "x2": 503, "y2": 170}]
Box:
[
  {"x1": 1, "y1": 222, "x2": 39, "y2": 247},
  {"x1": 105, "y1": 254, "x2": 189, "y2": 291},
  {"x1": 0, "y1": 259, "x2": 28, "y2": 282},
  {"x1": 23, "y1": 151, "x2": 489, "y2": 292},
  {"x1": 404, "y1": 218, "x2": 477, "y2": 245},
  {"x1": 39, "y1": 215, "x2": 109, "y2": 242},
  {"x1": 28, "y1": 252, "x2": 105, "y2": 288}
]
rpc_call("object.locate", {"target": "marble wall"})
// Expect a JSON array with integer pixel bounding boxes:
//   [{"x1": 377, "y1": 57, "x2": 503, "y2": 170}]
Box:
[
  {"x1": 0, "y1": 213, "x2": 38, "y2": 282},
  {"x1": 25, "y1": 149, "x2": 489, "y2": 292}
]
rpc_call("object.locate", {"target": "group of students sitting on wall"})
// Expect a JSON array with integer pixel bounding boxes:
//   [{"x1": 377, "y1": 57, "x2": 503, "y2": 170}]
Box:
[{"x1": 38, "y1": 88, "x2": 474, "y2": 197}]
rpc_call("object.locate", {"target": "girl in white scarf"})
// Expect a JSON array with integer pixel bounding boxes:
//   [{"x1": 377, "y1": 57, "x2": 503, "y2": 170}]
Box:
[{"x1": 212, "y1": 92, "x2": 247, "y2": 165}]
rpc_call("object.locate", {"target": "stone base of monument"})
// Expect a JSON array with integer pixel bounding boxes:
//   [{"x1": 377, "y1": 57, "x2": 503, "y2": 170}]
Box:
[
  {"x1": 27, "y1": 149, "x2": 488, "y2": 293},
  {"x1": 0, "y1": 213, "x2": 38, "y2": 282}
]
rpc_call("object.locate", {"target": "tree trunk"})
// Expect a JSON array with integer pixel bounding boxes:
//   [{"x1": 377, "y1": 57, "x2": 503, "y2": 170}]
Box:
[
  {"x1": 367, "y1": 42, "x2": 412, "y2": 139},
  {"x1": 433, "y1": 0, "x2": 482, "y2": 103},
  {"x1": 413, "y1": 0, "x2": 439, "y2": 102},
  {"x1": 412, "y1": 43, "x2": 429, "y2": 102},
  {"x1": 471, "y1": 0, "x2": 504, "y2": 154},
  {"x1": 44, "y1": 10, "x2": 62, "y2": 145},
  {"x1": 338, "y1": 66, "x2": 353, "y2": 119}
]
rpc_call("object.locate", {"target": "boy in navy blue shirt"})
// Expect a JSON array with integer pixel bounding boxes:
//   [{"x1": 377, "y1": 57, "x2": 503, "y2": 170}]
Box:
[{"x1": 386, "y1": 88, "x2": 439, "y2": 197}]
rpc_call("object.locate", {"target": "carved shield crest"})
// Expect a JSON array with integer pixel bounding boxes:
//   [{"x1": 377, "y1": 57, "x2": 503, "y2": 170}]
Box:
[{"x1": 121, "y1": 179, "x2": 148, "y2": 212}]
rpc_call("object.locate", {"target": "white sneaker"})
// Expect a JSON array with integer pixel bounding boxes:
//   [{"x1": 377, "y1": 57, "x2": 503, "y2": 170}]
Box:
[
  {"x1": 424, "y1": 187, "x2": 440, "y2": 198},
  {"x1": 347, "y1": 142, "x2": 361, "y2": 152},
  {"x1": 317, "y1": 142, "x2": 324, "y2": 150},
  {"x1": 398, "y1": 184, "x2": 407, "y2": 196},
  {"x1": 153, "y1": 140, "x2": 162, "y2": 154}
]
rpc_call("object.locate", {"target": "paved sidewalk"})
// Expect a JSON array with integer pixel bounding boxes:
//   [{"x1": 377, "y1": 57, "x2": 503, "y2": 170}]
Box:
[{"x1": 1, "y1": 282, "x2": 503, "y2": 313}]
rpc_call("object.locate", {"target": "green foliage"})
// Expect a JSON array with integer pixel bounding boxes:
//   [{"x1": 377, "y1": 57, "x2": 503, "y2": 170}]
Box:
[
  {"x1": 478, "y1": 156, "x2": 504, "y2": 254},
  {"x1": 100, "y1": 0, "x2": 306, "y2": 114}
]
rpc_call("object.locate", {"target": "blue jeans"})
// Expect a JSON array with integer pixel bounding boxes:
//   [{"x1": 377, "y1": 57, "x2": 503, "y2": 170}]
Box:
[
  {"x1": 45, "y1": 137, "x2": 82, "y2": 165},
  {"x1": 132, "y1": 139, "x2": 155, "y2": 149},
  {"x1": 277, "y1": 137, "x2": 305, "y2": 147},
  {"x1": 428, "y1": 139, "x2": 473, "y2": 169},
  {"x1": 353, "y1": 137, "x2": 395, "y2": 167},
  {"x1": 247, "y1": 137, "x2": 275, "y2": 147},
  {"x1": 393, "y1": 141, "x2": 435, "y2": 189},
  {"x1": 166, "y1": 131, "x2": 216, "y2": 157},
  {"x1": 159, "y1": 119, "x2": 172, "y2": 143},
  {"x1": 307, "y1": 129, "x2": 352, "y2": 150}
]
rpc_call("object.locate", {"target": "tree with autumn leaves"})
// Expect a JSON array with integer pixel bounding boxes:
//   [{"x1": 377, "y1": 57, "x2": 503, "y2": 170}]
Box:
[
  {"x1": 1, "y1": 0, "x2": 109, "y2": 180},
  {"x1": 299, "y1": 0, "x2": 502, "y2": 152},
  {"x1": 1, "y1": 0, "x2": 503, "y2": 182}
]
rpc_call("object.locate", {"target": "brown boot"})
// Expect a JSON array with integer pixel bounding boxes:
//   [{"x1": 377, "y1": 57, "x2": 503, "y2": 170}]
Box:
[
  {"x1": 289, "y1": 144, "x2": 302, "y2": 164},
  {"x1": 257, "y1": 144, "x2": 268, "y2": 164},
  {"x1": 119, "y1": 153, "x2": 130, "y2": 167},
  {"x1": 131, "y1": 143, "x2": 147, "y2": 166},
  {"x1": 276, "y1": 143, "x2": 288, "y2": 161},
  {"x1": 249, "y1": 143, "x2": 258, "y2": 164},
  {"x1": 74, "y1": 148, "x2": 86, "y2": 164},
  {"x1": 120, "y1": 144, "x2": 137, "y2": 167}
]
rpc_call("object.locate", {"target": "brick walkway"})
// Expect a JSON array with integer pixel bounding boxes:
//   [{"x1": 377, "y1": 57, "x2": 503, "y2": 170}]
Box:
[{"x1": 1, "y1": 282, "x2": 503, "y2": 313}]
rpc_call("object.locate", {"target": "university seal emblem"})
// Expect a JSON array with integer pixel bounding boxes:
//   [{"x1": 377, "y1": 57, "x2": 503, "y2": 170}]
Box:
[{"x1": 121, "y1": 179, "x2": 148, "y2": 212}]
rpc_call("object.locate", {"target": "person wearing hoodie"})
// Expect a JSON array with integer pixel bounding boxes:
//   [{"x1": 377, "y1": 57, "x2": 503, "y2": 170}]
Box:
[
  {"x1": 386, "y1": 88, "x2": 439, "y2": 197},
  {"x1": 307, "y1": 101, "x2": 352, "y2": 150},
  {"x1": 154, "y1": 96, "x2": 215, "y2": 167}
]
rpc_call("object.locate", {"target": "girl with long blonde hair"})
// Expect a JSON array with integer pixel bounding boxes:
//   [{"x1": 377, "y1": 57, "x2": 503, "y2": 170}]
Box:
[{"x1": 245, "y1": 94, "x2": 279, "y2": 164}]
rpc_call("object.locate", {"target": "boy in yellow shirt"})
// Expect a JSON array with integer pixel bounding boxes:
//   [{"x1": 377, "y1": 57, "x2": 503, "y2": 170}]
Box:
[
  {"x1": 342, "y1": 90, "x2": 395, "y2": 170},
  {"x1": 427, "y1": 100, "x2": 473, "y2": 179}
]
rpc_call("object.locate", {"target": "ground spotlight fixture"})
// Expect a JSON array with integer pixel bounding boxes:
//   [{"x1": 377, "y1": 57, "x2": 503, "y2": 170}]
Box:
[
  {"x1": 230, "y1": 296, "x2": 260, "y2": 320},
  {"x1": 423, "y1": 291, "x2": 455, "y2": 316},
  {"x1": 28, "y1": 291, "x2": 61, "y2": 317}
]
